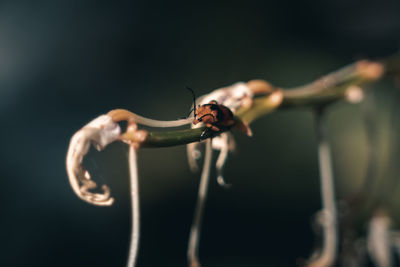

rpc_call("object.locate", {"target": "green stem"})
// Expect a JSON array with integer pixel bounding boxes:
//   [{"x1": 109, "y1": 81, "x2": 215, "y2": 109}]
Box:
[{"x1": 142, "y1": 127, "x2": 211, "y2": 148}]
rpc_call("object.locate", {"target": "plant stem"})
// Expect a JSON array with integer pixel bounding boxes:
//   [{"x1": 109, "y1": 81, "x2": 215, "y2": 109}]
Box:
[
  {"x1": 141, "y1": 127, "x2": 211, "y2": 148},
  {"x1": 127, "y1": 145, "x2": 140, "y2": 267},
  {"x1": 187, "y1": 139, "x2": 213, "y2": 267},
  {"x1": 308, "y1": 109, "x2": 338, "y2": 267},
  {"x1": 138, "y1": 57, "x2": 393, "y2": 148}
]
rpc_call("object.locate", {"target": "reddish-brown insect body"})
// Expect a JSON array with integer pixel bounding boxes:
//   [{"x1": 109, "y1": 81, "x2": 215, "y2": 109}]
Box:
[{"x1": 193, "y1": 100, "x2": 235, "y2": 132}]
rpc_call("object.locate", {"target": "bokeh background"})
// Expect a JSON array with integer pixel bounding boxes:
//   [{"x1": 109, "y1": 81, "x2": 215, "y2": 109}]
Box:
[{"x1": 1, "y1": 1, "x2": 400, "y2": 266}]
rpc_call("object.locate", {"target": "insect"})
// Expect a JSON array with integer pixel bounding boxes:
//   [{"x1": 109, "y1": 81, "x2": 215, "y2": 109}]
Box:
[{"x1": 187, "y1": 87, "x2": 235, "y2": 137}]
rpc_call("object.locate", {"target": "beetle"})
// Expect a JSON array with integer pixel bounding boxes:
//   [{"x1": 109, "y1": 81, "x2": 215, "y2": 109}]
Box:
[
  {"x1": 193, "y1": 100, "x2": 235, "y2": 131},
  {"x1": 187, "y1": 87, "x2": 235, "y2": 137}
]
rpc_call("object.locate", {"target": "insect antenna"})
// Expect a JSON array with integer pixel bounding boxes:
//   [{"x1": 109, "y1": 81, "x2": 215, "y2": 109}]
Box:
[{"x1": 186, "y1": 86, "x2": 197, "y2": 118}]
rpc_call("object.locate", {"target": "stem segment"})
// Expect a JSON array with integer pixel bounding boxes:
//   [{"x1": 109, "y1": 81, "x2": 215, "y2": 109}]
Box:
[
  {"x1": 308, "y1": 110, "x2": 337, "y2": 267},
  {"x1": 127, "y1": 145, "x2": 140, "y2": 267},
  {"x1": 188, "y1": 139, "x2": 213, "y2": 267}
]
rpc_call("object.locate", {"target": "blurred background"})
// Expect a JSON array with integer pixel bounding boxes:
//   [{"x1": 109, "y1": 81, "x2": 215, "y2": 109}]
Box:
[{"x1": 1, "y1": 0, "x2": 400, "y2": 266}]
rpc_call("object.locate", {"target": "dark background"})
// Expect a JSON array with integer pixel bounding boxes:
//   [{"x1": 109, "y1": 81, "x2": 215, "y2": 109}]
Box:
[{"x1": 1, "y1": 1, "x2": 400, "y2": 266}]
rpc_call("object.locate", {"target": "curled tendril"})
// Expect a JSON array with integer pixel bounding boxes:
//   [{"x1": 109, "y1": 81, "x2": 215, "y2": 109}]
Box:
[
  {"x1": 66, "y1": 115, "x2": 121, "y2": 206},
  {"x1": 67, "y1": 109, "x2": 184, "y2": 207}
]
